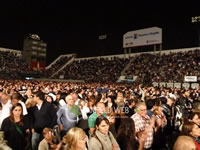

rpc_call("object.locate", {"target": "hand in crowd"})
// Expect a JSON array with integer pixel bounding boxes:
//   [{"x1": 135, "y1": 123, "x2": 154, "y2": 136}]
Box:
[{"x1": 112, "y1": 143, "x2": 119, "y2": 150}]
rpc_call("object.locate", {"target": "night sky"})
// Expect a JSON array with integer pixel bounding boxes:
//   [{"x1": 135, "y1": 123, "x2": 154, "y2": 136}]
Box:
[{"x1": 0, "y1": 1, "x2": 199, "y2": 65}]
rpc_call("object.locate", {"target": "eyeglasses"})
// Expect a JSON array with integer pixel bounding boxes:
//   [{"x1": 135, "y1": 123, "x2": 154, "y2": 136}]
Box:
[{"x1": 138, "y1": 109, "x2": 147, "y2": 112}]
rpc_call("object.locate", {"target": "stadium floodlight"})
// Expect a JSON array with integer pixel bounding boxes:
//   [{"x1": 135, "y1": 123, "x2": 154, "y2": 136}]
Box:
[
  {"x1": 98, "y1": 34, "x2": 107, "y2": 40},
  {"x1": 191, "y1": 16, "x2": 200, "y2": 23},
  {"x1": 29, "y1": 34, "x2": 40, "y2": 40}
]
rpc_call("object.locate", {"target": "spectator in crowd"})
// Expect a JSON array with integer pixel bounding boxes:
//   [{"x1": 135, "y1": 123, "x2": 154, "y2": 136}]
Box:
[
  {"x1": 31, "y1": 90, "x2": 58, "y2": 150},
  {"x1": 117, "y1": 116, "x2": 143, "y2": 150},
  {"x1": 63, "y1": 127, "x2": 87, "y2": 150},
  {"x1": 89, "y1": 116, "x2": 120, "y2": 150},
  {"x1": 188, "y1": 112, "x2": 200, "y2": 127},
  {"x1": 104, "y1": 95, "x2": 117, "y2": 113},
  {"x1": 123, "y1": 98, "x2": 137, "y2": 117},
  {"x1": 38, "y1": 127, "x2": 62, "y2": 150},
  {"x1": 181, "y1": 121, "x2": 200, "y2": 146},
  {"x1": 131, "y1": 102, "x2": 155, "y2": 150},
  {"x1": 107, "y1": 111, "x2": 117, "y2": 138},
  {"x1": 57, "y1": 94, "x2": 80, "y2": 138},
  {"x1": 0, "y1": 94, "x2": 12, "y2": 128},
  {"x1": 1, "y1": 103, "x2": 30, "y2": 150},
  {"x1": 87, "y1": 96, "x2": 96, "y2": 116},
  {"x1": 11, "y1": 92, "x2": 28, "y2": 115},
  {"x1": 88, "y1": 102, "x2": 106, "y2": 135},
  {"x1": 173, "y1": 136, "x2": 198, "y2": 150}
]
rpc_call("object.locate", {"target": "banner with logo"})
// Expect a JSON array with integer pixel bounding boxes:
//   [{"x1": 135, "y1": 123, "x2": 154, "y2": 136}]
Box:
[
  {"x1": 123, "y1": 27, "x2": 162, "y2": 48},
  {"x1": 184, "y1": 76, "x2": 197, "y2": 82}
]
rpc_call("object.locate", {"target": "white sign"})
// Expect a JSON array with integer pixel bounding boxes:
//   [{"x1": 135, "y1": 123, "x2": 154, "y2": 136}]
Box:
[
  {"x1": 59, "y1": 75, "x2": 64, "y2": 79},
  {"x1": 123, "y1": 27, "x2": 162, "y2": 48},
  {"x1": 152, "y1": 82, "x2": 158, "y2": 87},
  {"x1": 160, "y1": 82, "x2": 166, "y2": 87},
  {"x1": 182, "y1": 83, "x2": 190, "y2": 89},
  {"x1": 191, "y1": 83, "x2": 199, "y2": 89},
  {"x1": 167, "y1": 83, "x2": 174, "y2": 88},
  {"x1": 184, "y1": 76, "x2": 197, "y2": 82},
  {"x1": 174, "y1": 83, "x2": 181, "y2": 89}
]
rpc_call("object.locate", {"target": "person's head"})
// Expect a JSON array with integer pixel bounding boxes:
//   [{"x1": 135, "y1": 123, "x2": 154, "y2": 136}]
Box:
[
  {"x1": 159, "y1": 96, "x2": 167, "y2": 105},
  {"x1": 181, "y1": 121, "x2": 200, "y2": 138},
  {"x1": 65, "y1": 95, "x2": 75, "y2": 107},
  {"x1": 107, "y1": 96, "x2": 113, "y2": 103},
  {"x1": 146, "y1": 99, "x2": 155, "y2": 110},
  {"x1": 25, "y1": 98, "x2": 36, "y2": 108},
  {"x1": 42, "y1": 128, "x2": 53, "y2": 141},
  {"x1": 135, "y1": 102, "x2": 147, "y2": 118},
  {"x1": 107, "y1": 111, "x2": 116, "y2": 124},
  {"x1": 95, "y1": 116, "x2": 110, "y2": 135},
  {"x1": 1, "y1": 94, "x2": 10, "y2": 105},
  {"x1": 192, "y1": 101, "x2": 200, "y2": 111},
  {"x1": 96, "y1": 102, "x2": 106, "y2": 116},
  {"x1": 188, "y1": 112, "x2": 200, "y2": 126},
  {"x1": 46, "y1": 95, "x2": 53, "y2": 103},
  {"x1": 152, "y1": 106, "x2": 163, "y2": 116},
  {"x1": 173, "y1": 136, "x2": 196, "y2": 150},
  {"x1": 78, "y1": 100, "x2": 85, "y2": 109},
  {"x1": 71, "y1": 92, "x2": 79, "y2": 102},
  {"x1": 11, "y1": 93, "x2": 21, "y2": 105},
  {"x1": 63, "y1": 127, "x2": 86, "y2": 150},
  {"x1": 10, "y1": 103, "x2": 23, "y2": 125},
  {"x1": 33, "y1": 90, "x2": 45, "y2": 103},
  {"x1": 88, "y1": 97, "x2": 95, "y2": 108},
  {"x1": 117, "y1": 117, "x2": 136, "y2": 139}
]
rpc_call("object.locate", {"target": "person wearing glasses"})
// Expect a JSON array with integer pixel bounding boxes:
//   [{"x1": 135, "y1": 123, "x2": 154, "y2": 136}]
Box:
[{"x1": 131, "y1": 102, "x2": 156, "y2": 150}]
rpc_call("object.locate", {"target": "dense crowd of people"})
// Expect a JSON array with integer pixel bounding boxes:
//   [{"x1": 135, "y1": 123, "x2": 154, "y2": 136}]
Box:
[
  {"x1": 125, "y1": 49, "x2": 200, "y2": 84},
  {"x1": 0, "y1": 80, "x2": 199, "y2": 150},
  {"x1": 1, "y1": 48, "x2": 200, "y2": 85},
  {"x1": 54, "y1": 57, "x2": 130, "y2": 83},
  {"x1": 0, "y1": 51, "x2": 42, "y2": 79},
  {"x1": 0, "y1": 47, "x2": 200, "y2": 149}
]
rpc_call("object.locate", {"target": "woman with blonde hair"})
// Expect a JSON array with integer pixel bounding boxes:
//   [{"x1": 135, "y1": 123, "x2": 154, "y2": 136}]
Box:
[{"x1": 63, "y1": 127, "x2": 87, "y2": 150}]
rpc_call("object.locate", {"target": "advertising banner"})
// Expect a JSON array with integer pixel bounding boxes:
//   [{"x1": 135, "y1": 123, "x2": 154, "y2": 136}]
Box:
[
  {"x1": 184, "y1": 76, "x2": 197, "y2": 82},
  {"x1": 123, "y1": 27, "x2": 162, "y2": 48}
]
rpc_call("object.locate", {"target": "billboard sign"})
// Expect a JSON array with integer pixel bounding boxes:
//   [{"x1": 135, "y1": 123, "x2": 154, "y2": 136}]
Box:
[
  {"x1": 184, "y1": 76, "x2": 197, "y2": 82},
  {"x1": 123, "y1": 27, "x2": 162, "y2": 48}
]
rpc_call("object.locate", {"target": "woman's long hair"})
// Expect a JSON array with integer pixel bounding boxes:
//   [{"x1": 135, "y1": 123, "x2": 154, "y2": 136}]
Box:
[
  {"x1": 9, "y1": 103, "x2": 24, "y2": 125},
  {"x1": 116, "y1": 116, "x2": 136, "y2": 141}
]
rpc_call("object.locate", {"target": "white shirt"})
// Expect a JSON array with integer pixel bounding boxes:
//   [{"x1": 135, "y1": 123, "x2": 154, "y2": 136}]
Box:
[
  {"x1": 59, "y1": 99, "x2": 66, "y2": 108},
  {"x1": 0, "y1": 100, "x2": 12, "y2": 128},
  {"x1": 36, "y1": 102, "x2": 43, "y2": 110},
  {"x1": 19, "y1": 100, "x2": 28, "y2": 115},
  {"x1": 80, "y1": 105, "x2": 90, "y2": 120}
]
